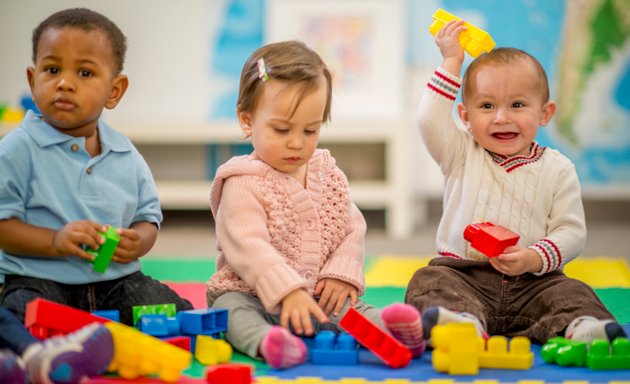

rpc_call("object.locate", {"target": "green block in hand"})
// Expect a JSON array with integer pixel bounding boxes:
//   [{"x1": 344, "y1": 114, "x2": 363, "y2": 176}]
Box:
[{"x1": 87, "y1": 226, "x2": 119, "y2": 273}]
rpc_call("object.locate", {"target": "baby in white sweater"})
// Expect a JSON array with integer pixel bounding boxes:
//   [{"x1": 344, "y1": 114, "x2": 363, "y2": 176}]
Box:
[{"x1": 406, "y1": 19, "x2": 626, "y2": 345}]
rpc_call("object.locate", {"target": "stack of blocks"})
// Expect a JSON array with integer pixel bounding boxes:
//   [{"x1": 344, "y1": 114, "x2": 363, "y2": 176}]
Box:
[
  {"x1": 23, "y1": 297, "x2": 238, "y2": 382},
  {"x1": 431, "y1": 322, "x2": 534, "y2": 375},
  {"x1": 543, "y1": 336, "x2": 630, "y2": 370}
]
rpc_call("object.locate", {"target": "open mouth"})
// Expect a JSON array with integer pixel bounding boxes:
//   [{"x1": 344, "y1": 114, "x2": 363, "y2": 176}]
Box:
[{"x1": 493, "y1": 132, "x2": 518, "y2": 140}]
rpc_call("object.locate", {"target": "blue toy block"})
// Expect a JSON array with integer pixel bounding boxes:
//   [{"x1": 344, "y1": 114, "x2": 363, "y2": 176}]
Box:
[
  {"x1": 177, "y1": 308, "x2": 228, "y2": 336},
  {"x1": 310, "y1": 330, "x2": 359, "y2": 365},
  {"x1": 138, "y1": 314, "x2": 181, "y2": 337},
  {"x1": 92, "y1": 309, "x2": 120, "y2": 322}
]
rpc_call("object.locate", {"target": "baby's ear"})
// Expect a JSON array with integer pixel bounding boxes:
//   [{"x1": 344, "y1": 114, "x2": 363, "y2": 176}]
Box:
[
  {"x1": 539, "y1": 100, "x2": 556, "y2": 126},
  {"x1": 105, "y1": 74, "x2": 128, "y2": 110},
  {"x1": 237, "y1": 109, "x2": 253, "y2": 137},
  {"x1": 457, "y1": 103, "x2": 471, "y2": 130}
]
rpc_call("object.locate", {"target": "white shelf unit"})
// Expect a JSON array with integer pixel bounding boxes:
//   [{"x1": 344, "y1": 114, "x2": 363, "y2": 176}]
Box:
[{"x1": 0, "y1": 121, "x2": 414, "y2": 238}]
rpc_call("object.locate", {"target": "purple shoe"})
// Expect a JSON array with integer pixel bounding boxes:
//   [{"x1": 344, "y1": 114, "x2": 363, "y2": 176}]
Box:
[
  {"x1": 25, "y1": 323, "x2": 114, "y2": 384},
  {"x1": 0, "y1": 349, "x2": 27, "y2": 384}
]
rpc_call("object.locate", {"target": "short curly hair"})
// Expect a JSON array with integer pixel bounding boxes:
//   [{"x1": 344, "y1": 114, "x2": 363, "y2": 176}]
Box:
[{"x1": 32, "y1": 8, "x2": 127, "y2": 74}]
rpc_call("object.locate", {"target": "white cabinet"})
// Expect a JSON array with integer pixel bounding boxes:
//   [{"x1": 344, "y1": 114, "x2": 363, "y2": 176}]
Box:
[{"x1": 1, "y1": 121, "x2": 415, "y2": 238}]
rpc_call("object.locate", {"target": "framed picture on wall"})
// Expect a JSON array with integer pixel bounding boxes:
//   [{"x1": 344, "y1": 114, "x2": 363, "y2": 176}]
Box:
[{"x1": 266, "y1": 0, "x2": 405, "y2": 120}]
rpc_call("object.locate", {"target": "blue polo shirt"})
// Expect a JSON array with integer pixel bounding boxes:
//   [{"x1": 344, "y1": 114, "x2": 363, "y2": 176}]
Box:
[{"x1": 0, "y1": 110, "x2": 162, "y2": 283}]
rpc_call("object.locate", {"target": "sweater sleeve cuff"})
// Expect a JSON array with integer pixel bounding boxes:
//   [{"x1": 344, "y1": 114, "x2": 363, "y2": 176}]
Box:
[
  {"x1": 530, "y1": 238, "x2": 563, "y2": 275},
  {"x1": 319, "y1": 256, "x2": 365, "y2": 296},
  {"x1": 255, "y1": 262, "x2": 308, "y2": 312},
  {"x1": 426, "y1": 66, "x2": 462, "y2": 101}
]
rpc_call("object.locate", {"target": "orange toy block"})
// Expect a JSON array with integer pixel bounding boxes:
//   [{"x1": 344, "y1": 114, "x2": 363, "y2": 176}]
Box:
[
  {"x1": 429, "y1": 8, "x2": 496, "y2": 57},
  {"x1": 195, "y1": 335, "x2": 232, "y2": 365},
  {"x1": 104, "y1": 321, "x2": 192, "y2": 382},
  {"x1": 479, "y1": 336, "x2": 534, "y2": 370},
  {"x1": 431, "y1": 323, "x2": 480, "y2": 375},
  {"x1": 24, "y1": 298, "x2": 108, "y2": 339}
]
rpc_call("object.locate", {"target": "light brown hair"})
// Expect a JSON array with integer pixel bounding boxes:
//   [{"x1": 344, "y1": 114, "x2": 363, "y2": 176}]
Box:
[
  {"x1": 237, "y1": 40, "x2": 332, "y2": 122},
  {"x1": 462, "y1": 47, "x2": 549, "y2": 104}
]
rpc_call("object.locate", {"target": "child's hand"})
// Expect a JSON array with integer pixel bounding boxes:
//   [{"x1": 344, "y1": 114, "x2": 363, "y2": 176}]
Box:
[
  {"x1": 53, "y1": 221, "x2": 106, "y2": 261},
  {"x1": 435, "y1": 20, "x2": 466, "y2": 64},
  {"x1": 489, "y1": 246, "x2": 543, "y2": 276},
  {"x1": 314, "y1": 278, "x2": 358, "y2": 317},
  {"x1": 280, "y1": 289, "x2": 329, "y2": 336},
  {"x1": 111, "y1": 227, "x2": 143, "y2": 263}
]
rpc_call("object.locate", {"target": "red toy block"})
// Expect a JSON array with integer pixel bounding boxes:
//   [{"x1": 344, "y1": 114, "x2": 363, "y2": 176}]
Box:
[
  {"x1": 164, "y1": 336, "x2": 192, "y2": 351},
  {"x1": 464, "y1": 222, "x2": 520, "y2": 257},
  {"x1": 339, "y1": 307, "x2": 411, "y2": 368},
  {"x1": 205, "y1": 363, "x2": 253, "y2": 384},
  {"x1": 24, "y1": 298, "x2": 108, "y2": 339}
]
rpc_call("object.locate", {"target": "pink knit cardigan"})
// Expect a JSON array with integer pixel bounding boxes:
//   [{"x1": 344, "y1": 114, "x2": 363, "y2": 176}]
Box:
[{"x1": 206, "y1": 149, "x2": 367, "y2": 312}]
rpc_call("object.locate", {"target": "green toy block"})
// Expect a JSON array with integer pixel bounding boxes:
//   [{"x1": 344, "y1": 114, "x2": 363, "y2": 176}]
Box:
[
  {"x1": 132, "y1": 303, "x2": 177, "y2": 326},
  {"x1": 541, "y1": 337, "x2": 587, "y2": 367},
  {"x1": 587, "y1": 337, "x2": 630, "y2": 370},
  {"x1": 87, "y1": 226, "x2": 119, "y2": 273}
]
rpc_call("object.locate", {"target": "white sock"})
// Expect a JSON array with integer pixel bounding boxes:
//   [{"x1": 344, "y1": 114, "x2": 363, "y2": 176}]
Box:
[{"x1": 565, "y1": 316, "x2": 627, "y2": 343}]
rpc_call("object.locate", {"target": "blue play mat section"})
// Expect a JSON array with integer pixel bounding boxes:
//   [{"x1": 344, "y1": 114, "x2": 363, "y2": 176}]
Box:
[{"x1": 263, "y1": 324, "x2": 630, "y2": 382}]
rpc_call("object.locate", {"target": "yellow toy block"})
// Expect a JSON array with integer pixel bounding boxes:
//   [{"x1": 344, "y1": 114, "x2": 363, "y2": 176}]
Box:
[
  {"x1": 479, "y1": 335, "x2": 534, "y2": 370},
  {"x1": 432, "y1": 323, "x2": 480, "y2": 375},
  {"x1": 195, "y1": 335, "x2": 232, "y2": 365},
  {"x1": 104, "y1": 322, "x2": 192, "y2": 382},
  {"x1": 1, "y1": 107, "x2": 25, "y2": 123},
  {"x1": 429, "y1": 8, "x2": 496, "y2": 57}
]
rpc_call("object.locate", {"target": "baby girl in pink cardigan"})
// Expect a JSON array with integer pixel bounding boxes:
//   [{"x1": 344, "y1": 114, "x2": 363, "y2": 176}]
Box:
[{"x1": 206, "y1": 40, "x2": 425, "y2": 369}]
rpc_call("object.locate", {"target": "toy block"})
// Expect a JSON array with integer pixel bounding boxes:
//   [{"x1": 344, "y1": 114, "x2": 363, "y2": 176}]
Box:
[
  {"x1": 587, "y1": 337, "x2": 630, "y2": 370},
  {"x1": 205, "y1": 363, "x2": 253, "y2": 384},
  {"x1": 194, "y1": 335, "x2": 232, "y2": 365},
  {"x1": 541, "y1": 337, "x2": 588, "y2": 367},
  {"x1": 92, "y1": 309, "x2": 120, "y2": 322},
  {"x1": 178, "y1": 308, "x2": 228, "y2": 336},
  {"x1": 478, "y1": 335, "x2": 533, "y2": 370},
  {"x1": 137, "y1": 314, "x2": 181, "y2": 336},
  {"x1": 104, "y1": 321, "x2": 191, "y2": 382},
  {"x1": 339, "y1": 307, "x2": 411, "y2": 368},
  {"x1": 464, "y1": 222, "x2": 520, "y2": 257},
  {"x1": 164, "y1": 336, "x2": 192, "y2": 351},
  {"x1": 429, "y1": 8, "x2": 496, "y2": 57},
  {"x1": 24, "y1": 298, "x2": 108, "y2": 339},
  {"x1": 87, "y1": 226, "x2": 119, "y2": 273},
  {"x1": 431, "y1": 323, "x2": 480, "y2": 375},
  {"x1": 132, "y1": 303, "x2": 177, "y2": 325},
  {"x1": 310, "y1": 330, "x2": 359, "y2": 365}
]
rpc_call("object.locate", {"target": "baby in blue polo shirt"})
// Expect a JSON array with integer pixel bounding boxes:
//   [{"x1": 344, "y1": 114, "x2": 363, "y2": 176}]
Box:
[{"x1": 0, "y1": 8, "x2": 192, "y2": 325}]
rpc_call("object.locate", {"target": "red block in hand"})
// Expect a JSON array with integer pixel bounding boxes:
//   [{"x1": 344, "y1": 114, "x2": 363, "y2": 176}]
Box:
[{"x1": 464, "y1": 222, "x2": 520, "y2": 258}]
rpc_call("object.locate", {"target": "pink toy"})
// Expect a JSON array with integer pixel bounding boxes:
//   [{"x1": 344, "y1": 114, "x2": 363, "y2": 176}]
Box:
[{"x1": 464, "y1": 222, "x2": 520, "y2": 258}]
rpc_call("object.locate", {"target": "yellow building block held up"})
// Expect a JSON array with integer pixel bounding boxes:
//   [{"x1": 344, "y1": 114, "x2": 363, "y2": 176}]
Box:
[{"x1": 430, "y1": 8, "x2": 496, "y2": 57}]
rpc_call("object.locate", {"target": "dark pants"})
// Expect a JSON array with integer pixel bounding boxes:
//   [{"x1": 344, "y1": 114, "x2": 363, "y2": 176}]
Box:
[
  {"x1": 405, "y1": 257, "x2": 615, "y2": 344},
  {"x1": 0, "y1": 271, "x2": 193, "y2": 326},
  {"x1": 0, "y1": 306, "x2": 38, "y2": 355}
]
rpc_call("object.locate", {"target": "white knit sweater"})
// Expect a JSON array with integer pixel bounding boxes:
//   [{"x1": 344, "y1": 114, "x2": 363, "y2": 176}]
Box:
[{"x1": 418, "y1": 67, "x2": 586, "y2": 275}]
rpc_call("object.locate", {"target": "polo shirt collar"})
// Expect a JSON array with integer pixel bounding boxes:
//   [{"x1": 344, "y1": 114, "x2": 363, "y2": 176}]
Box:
[{"x1": 21, "y1": 110, "x2": 132, "y2": 152}]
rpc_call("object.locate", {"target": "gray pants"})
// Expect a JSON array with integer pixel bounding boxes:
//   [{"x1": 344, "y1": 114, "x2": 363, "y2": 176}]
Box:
[
  {"x1": 405, "y1": 257, "x2": 615, "y2": 344},
  {"x1": 211, "y1": 291, "x2": 384, "y2": 359}
]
